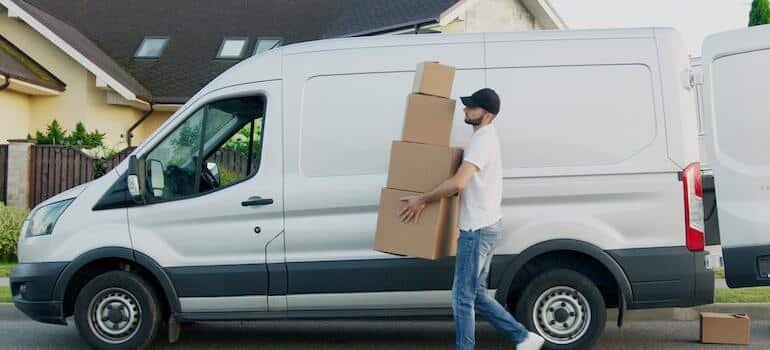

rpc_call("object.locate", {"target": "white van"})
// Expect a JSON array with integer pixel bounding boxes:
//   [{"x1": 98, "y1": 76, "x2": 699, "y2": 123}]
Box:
[
  {"x1": 700, "y1": 24, "x2": 770, "y2": 289},
  {"x1": 12, "y1": 27, "x2": 715, "y2": 350}
]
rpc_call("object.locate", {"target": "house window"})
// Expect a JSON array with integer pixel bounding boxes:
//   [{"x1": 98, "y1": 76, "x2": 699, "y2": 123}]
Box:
[
  {"x1": 135, "y1": 37, "x2": 169, "y2": 58},
  {"x1": 253, "y1": 38, "x2": 282, "y2": 55},
  {"x1": 217, "y1": 37, "x2": 248, "y2": 59}
]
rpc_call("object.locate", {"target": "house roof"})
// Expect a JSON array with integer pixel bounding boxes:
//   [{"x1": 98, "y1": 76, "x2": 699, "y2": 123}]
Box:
[
  {"x1": 0, "y1": 34, "x2": 65, "y2": 91},
  {"x1": 323, "y1": 0, "x2": 460, "y2": 38},
  {"x1": 5, "y1": 0, "x2": 564, "y2": 104}
]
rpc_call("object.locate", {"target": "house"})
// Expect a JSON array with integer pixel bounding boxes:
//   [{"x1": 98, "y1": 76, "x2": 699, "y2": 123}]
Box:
[{"x1": 0, "y1": 0, "x2": 565, "y2": 147}]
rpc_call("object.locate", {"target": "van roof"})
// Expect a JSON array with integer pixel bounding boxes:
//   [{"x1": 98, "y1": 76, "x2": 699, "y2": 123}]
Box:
[{"x1": 280, "y1": 27, "x2": 673, "y2": 56}]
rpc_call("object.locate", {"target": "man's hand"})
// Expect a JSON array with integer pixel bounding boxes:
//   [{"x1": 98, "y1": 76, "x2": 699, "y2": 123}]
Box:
[{"x1": 399, "y1": 195, "x2": 427, "y2": 223}]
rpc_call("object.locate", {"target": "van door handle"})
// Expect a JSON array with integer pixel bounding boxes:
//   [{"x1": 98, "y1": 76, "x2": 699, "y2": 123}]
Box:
[{"x1": 241, "y1": 196, "x2": 273, "y2": 207}]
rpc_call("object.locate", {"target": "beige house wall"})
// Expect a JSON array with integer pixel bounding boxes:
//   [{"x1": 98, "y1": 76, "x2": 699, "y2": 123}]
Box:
[
  {"x1": 0, "y1": 89, "x2": 31, "y2": 143},
  {"x1": 133, "y1": 110, "x2": 174, "y2": 145},
  {"x1": 0, "y1": 9, "x2": 144, "y2": 147},
  {"x1": 441, "y1": 0, "x2": 540, "y2": 33}
]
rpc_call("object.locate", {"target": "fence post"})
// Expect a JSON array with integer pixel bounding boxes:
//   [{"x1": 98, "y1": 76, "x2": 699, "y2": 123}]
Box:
[{"x1": 6, "y1": 139, "x2": 34, "y2": 208}]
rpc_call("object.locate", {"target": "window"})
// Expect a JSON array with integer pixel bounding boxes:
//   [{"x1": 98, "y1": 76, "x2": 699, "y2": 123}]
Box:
[
  {"x1": 135, "y1": 37, "x2": 169, "y2": 58},
  {"x1": 145, "y1": 96, "x2": 266, "y2": 201},
  {"x1": 253, "y1": 38, "x2": 281, "y2": 55},
  {"x1": 217, "y1": 37, "x2": 248, "y2": 58}
]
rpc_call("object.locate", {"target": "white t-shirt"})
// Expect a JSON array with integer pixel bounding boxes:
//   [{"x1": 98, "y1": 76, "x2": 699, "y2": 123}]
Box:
[{"x1": 459, "y1": 123, "x2": 503, "y2": 231}]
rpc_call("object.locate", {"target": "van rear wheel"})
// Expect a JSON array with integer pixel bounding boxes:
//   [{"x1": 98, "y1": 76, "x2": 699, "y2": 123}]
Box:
[
  {"x1": 74, "y1": 271, "x2": 161, "y2": 350},
  {"x1": 515, "y1": 269, "x2": 606, "y2": 349}
]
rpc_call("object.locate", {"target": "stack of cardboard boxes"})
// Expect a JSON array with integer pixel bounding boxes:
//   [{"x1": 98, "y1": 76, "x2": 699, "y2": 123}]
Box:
[{"x1": 374, "y1": 62, "x2": 463, "y2": 260}]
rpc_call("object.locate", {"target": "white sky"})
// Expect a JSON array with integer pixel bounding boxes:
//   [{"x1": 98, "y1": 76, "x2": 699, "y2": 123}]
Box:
[{"x1": 549, "y1": 0, "x2": 752, "y2": 56}]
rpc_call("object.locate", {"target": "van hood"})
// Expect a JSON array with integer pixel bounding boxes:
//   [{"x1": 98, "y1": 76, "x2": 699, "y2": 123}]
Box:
[{"x1": 36, "y1": 182, "x2": 89, "y2": 207}]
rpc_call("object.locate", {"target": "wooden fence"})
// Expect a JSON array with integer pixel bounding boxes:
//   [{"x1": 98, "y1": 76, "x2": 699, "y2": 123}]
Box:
[
  {"x1": 0, "y1": 145, "x2": 7, "y2": 204},
  {"x1": 28, "y1": 145, "x2": 134, "y2": 207},
  {"x1": 208, "y1": 148, "x2": 250, "y2": 176}
]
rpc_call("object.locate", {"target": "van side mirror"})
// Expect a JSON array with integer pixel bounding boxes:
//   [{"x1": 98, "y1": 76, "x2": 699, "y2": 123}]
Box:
[
  {"x1": 127, "y1": 155, "x2": 145, "y2": 203},
  {"x1": 148, "y1": 159, "x2": 166, "y2": 197}
]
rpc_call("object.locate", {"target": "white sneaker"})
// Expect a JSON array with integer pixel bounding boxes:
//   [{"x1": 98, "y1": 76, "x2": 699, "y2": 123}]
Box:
[{"x1": 517, "y1": 332, "x2": 545, "y2": 350}]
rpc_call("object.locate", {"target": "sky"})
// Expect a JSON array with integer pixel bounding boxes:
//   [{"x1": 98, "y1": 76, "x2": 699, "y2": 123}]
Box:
[{"x1": 549, "y1": 0, "x2": 753, "y2": 56}]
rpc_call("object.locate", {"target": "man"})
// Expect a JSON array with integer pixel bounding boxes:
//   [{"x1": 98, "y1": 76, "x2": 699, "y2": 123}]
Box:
[{"x1": 399, "y1": 88, "x2": 544, "y2": 350}]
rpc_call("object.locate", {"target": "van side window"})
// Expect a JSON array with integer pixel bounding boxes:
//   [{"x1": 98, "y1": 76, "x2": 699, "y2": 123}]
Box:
[{"x1": 145, "y1": 96, "x2": 266, "y2": 201}]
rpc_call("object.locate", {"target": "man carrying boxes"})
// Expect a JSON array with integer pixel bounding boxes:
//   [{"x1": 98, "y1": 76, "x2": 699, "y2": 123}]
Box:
[{"x1": 376, "y1": 61, "x2": 544, "y2": 350}]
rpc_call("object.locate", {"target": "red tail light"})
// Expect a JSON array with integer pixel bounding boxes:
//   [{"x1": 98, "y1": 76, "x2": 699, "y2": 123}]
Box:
[{"x1": 682, "y1": 162, "x2": 704, "y2": 251}]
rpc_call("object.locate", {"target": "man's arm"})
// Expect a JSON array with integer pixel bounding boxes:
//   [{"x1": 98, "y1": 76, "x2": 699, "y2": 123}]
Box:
[{"x1": 399, "y1": 161, "x2": 479, "y2": 223}]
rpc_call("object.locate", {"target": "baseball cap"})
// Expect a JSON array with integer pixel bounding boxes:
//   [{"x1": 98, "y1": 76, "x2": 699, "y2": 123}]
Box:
[{"x1": 460, "y1": 88, "x2": 500, "y2": 115}]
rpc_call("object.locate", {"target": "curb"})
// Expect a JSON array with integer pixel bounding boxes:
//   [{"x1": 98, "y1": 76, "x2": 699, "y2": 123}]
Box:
[
  {"x1": 608, "y1": 303, "x2": 770, "y2": 322},
  {"x1": 2, "y1": 302, "x2": 770, "y2": 322}
]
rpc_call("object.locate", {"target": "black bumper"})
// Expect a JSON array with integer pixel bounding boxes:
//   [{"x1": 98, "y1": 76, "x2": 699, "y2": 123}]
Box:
[
  {"x1": 608, "y1": 247, "x2": 714, "y2": 309},
  {"x1": 9, "y1": 262, "x2": 68, "y2": 325}
]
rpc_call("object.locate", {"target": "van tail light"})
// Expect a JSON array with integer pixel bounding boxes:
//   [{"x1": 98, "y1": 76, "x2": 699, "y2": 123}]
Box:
[{"x1": 681, "y1": 162, "x2": 704, "y2": 251}]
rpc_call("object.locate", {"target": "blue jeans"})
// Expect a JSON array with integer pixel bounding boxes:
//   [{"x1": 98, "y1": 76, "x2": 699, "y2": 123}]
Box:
[{"x1": 452, "y1": 220, "x2": 529, "y2": 349}]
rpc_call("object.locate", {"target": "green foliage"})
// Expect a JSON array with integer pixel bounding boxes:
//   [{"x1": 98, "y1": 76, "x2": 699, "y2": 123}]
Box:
[
  {"x1": 223, "y1": 121, "x2": 262, "y2": 157},
  {"x1": 171, "y1": 123, "x2": 201, "y2": 150},
  {"x1": 66, "y1": 122, "x2": 105, "y2": 149},
  {"x1": 0, "y1": 262, "x2": 14, "y2": 277},
  {"x1": 31, "y1": 120, "x2": 105, "y2": 150},
  {"x1": 34, "y1": 119, "x2": 67, "y2": 145},
  {"x1": 0, "y1": 204, "x2": 28, "y2": 262},
  {"x1": 0, "y1": 286, "x2": 9, "y2": 303},
  {"x1": 716, "y1": 287, "x2": 770, "y2": 303},
  {"x1": 749, "y1": 0, "x2": 770, "y2": 26},
  {"x1": 218, "y1": 167, "x2": 241, "y2": 186}
]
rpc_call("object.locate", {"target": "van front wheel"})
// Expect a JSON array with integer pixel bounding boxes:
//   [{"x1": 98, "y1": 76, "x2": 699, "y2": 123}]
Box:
[
  {"x1": 515, "y1": 269, "x2": 606, "y2": 350},
  {"x1": 74, "y1": 271, "x2": 161, "y2": 350}
]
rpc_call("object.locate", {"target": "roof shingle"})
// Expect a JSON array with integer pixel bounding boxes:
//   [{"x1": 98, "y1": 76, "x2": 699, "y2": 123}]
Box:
[{"x1": 15, "y1": 0, "x2": 463, "y2": 102}]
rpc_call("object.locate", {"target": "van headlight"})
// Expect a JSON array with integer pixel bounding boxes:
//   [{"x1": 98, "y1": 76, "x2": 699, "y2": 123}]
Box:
[{"x1": 26, "y1": 199, "x2": 74, "y2": 237}]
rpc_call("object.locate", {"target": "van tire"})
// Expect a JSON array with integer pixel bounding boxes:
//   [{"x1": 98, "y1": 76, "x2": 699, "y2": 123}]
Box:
[
  {"x1": 74, "y1": 271, "x2": 161, "y2": 350},
  {"x1": 514, "y1": 268, "x2": 606, "y2": 350}
]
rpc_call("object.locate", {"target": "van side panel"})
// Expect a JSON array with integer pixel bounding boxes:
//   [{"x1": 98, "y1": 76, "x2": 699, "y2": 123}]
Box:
[{"x1": 282, "y1": 34, "x2": 485, "y2": 309}]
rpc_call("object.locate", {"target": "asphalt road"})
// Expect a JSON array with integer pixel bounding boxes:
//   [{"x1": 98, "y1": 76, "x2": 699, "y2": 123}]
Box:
[{"x1": 1, "y1": 318, "x2": 769, "y2": 349}]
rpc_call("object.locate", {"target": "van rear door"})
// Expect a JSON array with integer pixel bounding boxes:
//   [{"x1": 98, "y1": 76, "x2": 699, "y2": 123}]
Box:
[{"x1": 701, "y1": 25, "x2": 770, "y2": 287}]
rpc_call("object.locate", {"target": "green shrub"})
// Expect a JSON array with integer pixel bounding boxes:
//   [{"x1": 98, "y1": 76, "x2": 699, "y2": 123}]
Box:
[
  {"x1": 30, "y1": 120, "x2": 105, "y2": 150},
  {"x1": 0, "y1": 204, "x2": 29, "y2": 262},
  {"x1": 219, "y1": 167, "x2": 241, "y2": 187}
]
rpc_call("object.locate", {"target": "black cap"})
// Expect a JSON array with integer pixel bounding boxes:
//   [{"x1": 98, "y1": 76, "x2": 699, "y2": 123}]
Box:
[{"x1": 460, "y1": 88, "x2": 500, "y2": 115}]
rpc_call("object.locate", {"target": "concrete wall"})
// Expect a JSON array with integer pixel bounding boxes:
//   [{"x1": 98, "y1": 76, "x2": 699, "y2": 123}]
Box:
[
  {"x1": 0, "y1": 9, "x2": 144, "y2": 146},
  {"x1": 441, "y1": 0, "x2": 541, "y2": 33},
  {"x1": 0, "y1": 89, "x2": 31, "y2": 143}
]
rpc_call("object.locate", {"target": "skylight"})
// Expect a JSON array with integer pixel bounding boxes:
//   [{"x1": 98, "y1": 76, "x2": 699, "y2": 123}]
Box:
[
  {"x1": 217, "y1": 38, "x2": 248, "y2": 58},
  {"x1": 254, "y1": 38, "x2": 282, "y2": 55},
  {"x1": 134, "y1": 37, "x2": 168, "y2": 58}
]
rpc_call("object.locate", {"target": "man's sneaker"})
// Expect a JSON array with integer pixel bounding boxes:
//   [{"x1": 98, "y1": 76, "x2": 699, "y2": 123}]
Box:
[{"x1": 517, "y1": 332, "x2": 545, "y2": 350}]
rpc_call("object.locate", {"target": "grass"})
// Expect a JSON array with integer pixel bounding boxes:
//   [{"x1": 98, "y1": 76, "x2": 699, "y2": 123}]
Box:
[
  {"x1": 716, "y1": 287, "x2": 770, "y2": 303},
  {"x1": 714, "y1": 268, "x2": 725, "y2": 279},
  {"x1": 0, "y1": 262, "x2": 15, "y2": 277},
  {"x1": 0, "y1": 286, "x2": 9, "y2": 303}
]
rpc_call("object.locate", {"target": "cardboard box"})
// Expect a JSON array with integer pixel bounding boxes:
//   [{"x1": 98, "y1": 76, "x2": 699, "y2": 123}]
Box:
[
  {"x1": 700, "y1": 312, "x2": 750, "y2": 345},
  {"x1": 387, "y1": 141, "x2": 463, "y2": 193},
  {"x1": 402, "y1": 93, "x2": 456, "y2": 146},
  {"x1": 412, "y1": 61, "x2": 456, "y2": 98},
  {"x1": 374, "y1": 188, "x2": 459, "y2": 260}
]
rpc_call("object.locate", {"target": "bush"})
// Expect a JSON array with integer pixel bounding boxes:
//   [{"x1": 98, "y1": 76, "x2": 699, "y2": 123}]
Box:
[
  {"x1": 0, "y1": 204, "x2": 28, "y2": 262},
  {"x1": 30, "y1": 120, "x2": 105, "y2": 150}
]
